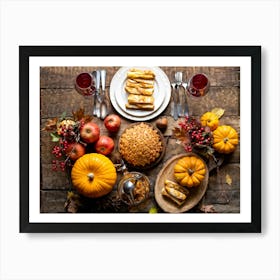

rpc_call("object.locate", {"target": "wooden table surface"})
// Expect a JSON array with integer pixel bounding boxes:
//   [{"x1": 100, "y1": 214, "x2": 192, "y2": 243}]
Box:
[{"x1": 40, "y1": 66, "x2": 240, "y2": 213}]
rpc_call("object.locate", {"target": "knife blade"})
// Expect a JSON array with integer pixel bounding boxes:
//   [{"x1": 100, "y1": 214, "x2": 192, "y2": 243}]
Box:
[
  {"x1": 95, "y1": 70, "x2": 101, "y2": 118},
  {"x1": 171, "y1": 83, "x2": 178, "y2": 120}
]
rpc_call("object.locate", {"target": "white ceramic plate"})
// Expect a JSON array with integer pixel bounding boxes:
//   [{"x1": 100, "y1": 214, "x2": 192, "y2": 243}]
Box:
[{"x1": 109, "y1": 66, "x2": 171, "y2": 121}]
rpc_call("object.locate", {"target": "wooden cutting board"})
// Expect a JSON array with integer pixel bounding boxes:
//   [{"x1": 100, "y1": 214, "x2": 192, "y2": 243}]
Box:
[{"x1": 154, "y1": 153, "x2": 209, "y2": 213}]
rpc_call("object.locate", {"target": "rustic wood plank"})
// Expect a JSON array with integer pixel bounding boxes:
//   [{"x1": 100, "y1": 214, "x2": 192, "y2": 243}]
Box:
[
  {"x1": 185, "y1": 87, "x2": 239, "y2": 116},
  {"x1": 40, "y1": 66, "x2": 120, "y2": 89},
  {"x1": 41, "y1": 164, "x2": 70, "y2": 190},
  {"x1": 168, "y1": 66, "x2": 240, "y2": 87},
  {"x1": 40, "y1": 190, "x2": 68, "y2": 213},
  {"x1": 203, "y1": 190, "x2": 240, "y2": 212},
  {"x1": 208, "y1": 163, "x2": 240, "y2": 191},
  {"x1": 40, "y1": 66, "x2": 239, "y2": 89},
  {"x1": 40, "y1": 188, "x2": 240, "y2": 213},
  {"x1": 206, "y1": 203, "x2": 240, "y2": 213}
]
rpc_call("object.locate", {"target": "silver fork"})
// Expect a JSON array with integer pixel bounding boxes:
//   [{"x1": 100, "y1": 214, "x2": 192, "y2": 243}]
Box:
[
  {"x1": 170, "y1": 82, "x2": 178, "y2": 120},
  {"x1": 175, "y1": 72, "x2": 189, "y2": 117},
  {"x1": 174, "y1": 72, "x2": 183, "y2": 117}
]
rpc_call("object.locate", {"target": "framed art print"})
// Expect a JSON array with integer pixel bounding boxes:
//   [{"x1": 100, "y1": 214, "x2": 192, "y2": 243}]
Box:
[{"x1": 19, "y1": 46, "x2": 261, "y2": 233}]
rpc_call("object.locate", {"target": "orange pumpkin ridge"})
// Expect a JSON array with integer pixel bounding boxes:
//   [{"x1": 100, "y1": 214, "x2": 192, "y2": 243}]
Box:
[
  {"x1": 213, "y1": 125, "x2": 239, "y2": 154},
  {"x1": 174, "y1": 156, "x2": 206, "y2": 188},
  {"x1": 71, "y1": 153, "x2": 117, "y2": 198}
]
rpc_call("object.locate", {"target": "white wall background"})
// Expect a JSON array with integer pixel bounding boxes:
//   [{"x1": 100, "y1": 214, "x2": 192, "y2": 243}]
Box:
[{"x1": 0, "y1": 0, "x2": 279, "y2": 279}]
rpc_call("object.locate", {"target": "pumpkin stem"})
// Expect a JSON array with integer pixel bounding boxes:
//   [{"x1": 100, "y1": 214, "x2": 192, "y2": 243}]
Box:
[
  {"x1": 188, "y1": 168, "x2": 194, "y2": 176},
  {"x1": 223, "y1": 137, "x2": 229, "y2": 143},
  {"x1": 87, "y1": 173, "x2": 94, "y2": 181}
]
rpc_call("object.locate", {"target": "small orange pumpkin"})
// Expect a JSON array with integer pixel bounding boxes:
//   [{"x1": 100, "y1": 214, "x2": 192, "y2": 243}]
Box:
[
  {"x1": 200, "y1": 112, "x2": 219, "y2": 131},
  {"x1": 212, "y1": 125, "x2": 239, "y2": 154},
  {"x1": 174, "y1": 156, "x2": 206, "y2": 188},
  {"x1": 71, "y1": 153, "x2": 117, "y2": 198}
]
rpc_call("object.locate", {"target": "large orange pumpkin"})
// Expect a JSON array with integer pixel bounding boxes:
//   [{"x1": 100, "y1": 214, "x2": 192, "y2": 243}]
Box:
[
  {"x1": 71, "y1": 153, "x2": 117, "y2": 198},
  {"x1": 212, "y1": 125, "x2": 239, "y2": 154}
]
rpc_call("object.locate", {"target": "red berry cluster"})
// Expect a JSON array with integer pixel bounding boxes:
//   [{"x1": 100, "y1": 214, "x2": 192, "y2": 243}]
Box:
[
  {"x1": 52, "y1": 138, "x2": 70, "y2": 154},
  {"x1": 59, "y1": 124, "x2": 76, "y2": 141},
  {"x1": 179, "y1": 116, "x2": 213, "y2": 152},
  {"x1": 52, "y1": 160, "x2": 66, "y2": 172},
  {"x1": 51, "y1": 127, "x2": 79, "y2": 171},
  {"x1": 50, "y1": 119, "x2": 87, "y2": 172},
  {"x1": 51, "y1": 143, "x2": 68, "y2": 171}
]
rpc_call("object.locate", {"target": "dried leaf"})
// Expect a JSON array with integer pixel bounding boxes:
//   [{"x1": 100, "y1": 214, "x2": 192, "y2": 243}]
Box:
[
  {"x1": 226, "y1": 174, "x2": 232, "y2": 186},
  {"x1": 72, "y1": 108, "x2": 93, "y2": 122},
  {"x1": 64, "y1": 191, "x2": 81, "y2": 213},
  {"x1": 172, "y1": 127, "x2": 190, "y2": 144},
  {"x1": 41, "y1": 118, "x2": 58, "y2": 131},
  {"x1": 72, "y1": 108, "x2": 85, "y2": 121},
  {"x1": 200, "y1": 204, "x2": 216, "y2": 213},
  {"x1": 211, "y1": 108, "x2": 225, "y2": 119},
  {"x1": 208, "y1": 154, "x2": 224, "y2": 172}
]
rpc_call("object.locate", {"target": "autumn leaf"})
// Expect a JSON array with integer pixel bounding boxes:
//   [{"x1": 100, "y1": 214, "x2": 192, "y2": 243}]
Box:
[
  {"x1": 211, "y1": 108, "x2": 225, "y2": 119},
  {"x1": 64, "y1": 191, "x2": 81, "y2": 213},
  {"x1": 41, "y1": 118, "x2": 58, "y2": 131},
  {"x1": 226, "y1": 174, "x2": 232, "y2": 186},
  {"x1": 72, "y1": 108, "x2": 85, "y2": 121},
  {"x1": 72, "y1": 108, "x2": 93, "y2": 123},
  {"x1": 172, "y1": 127, "x2": 190, "y2": 144},
  {"x1": 50, "y1": 133, "x2": 60, "y2": 142},
  {"x1": 200, "y1": 204, "x2": 216, "y2": 213}
]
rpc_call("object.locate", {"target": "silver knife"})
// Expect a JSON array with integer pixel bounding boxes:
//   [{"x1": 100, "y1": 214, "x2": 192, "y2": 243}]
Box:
[
  {"x1": 171, "y1": 83, "x2": 178, "y2": 120},
  {"x1": 175, "y1": 72, "x2": 183, "y2": 117},
  {"x1": 176, "y1": 84, "x2": 183, "y2": 117},
  {"x1": 95, "y1": 70, "x2": 101, "y2": 118},
  {"x1": 182, "y1": 82, "x2": 189, "y2": 117}
]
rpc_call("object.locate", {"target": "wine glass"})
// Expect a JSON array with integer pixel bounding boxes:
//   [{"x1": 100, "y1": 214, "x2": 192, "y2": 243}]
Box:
[
  {"x1": 75, "y1": 72, "x2": 95, "y2": 96},
  {"x1": 187, "y1": 73, "x2": 210, "y2": 98}
]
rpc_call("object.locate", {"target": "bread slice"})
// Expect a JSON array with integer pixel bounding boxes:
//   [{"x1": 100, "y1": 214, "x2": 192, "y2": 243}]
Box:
[
  {"x1": 125, "y1": 103, "x2": 154, "y2": 110},
  {"x1": 161, "y1": 180, "x2": 190, "y2": 206},
  {"x1": 125, "y1": 86, "x2": 154, "y2": 96},
  {"x1": 126, "y1": 79, "x2": 154, "y2": 89},
  {"x1": 127, "y1": 94, "x2": 154, "y2": 105},
  {"x1": 129, "y1": 68, "x2": 155, "y2": 76}
]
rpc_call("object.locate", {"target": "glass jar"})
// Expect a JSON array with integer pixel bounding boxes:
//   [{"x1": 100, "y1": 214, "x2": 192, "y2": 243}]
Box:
[{"x1": 117, "y1": 172, "x2": 150, "y2": 206}]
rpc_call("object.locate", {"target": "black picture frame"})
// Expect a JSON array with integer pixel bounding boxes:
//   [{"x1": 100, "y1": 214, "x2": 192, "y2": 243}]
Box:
[{"x1": 20, "y1": 46, "x2": 261, "y2": 233}]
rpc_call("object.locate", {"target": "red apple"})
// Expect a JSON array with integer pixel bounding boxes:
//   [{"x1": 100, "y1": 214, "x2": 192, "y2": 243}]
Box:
[
  {"x1": 66, "y1": 142, "x2": 86, "y2": 161},
  {"x1": 95, "y1": 135, "x2": 115, "y2": 155},
  {"x1": 104, "y1": 114, "x2": 121, "y2": 133},
  {"x1": 80, "y1": 121, "x2": 100, "y2": 143}
]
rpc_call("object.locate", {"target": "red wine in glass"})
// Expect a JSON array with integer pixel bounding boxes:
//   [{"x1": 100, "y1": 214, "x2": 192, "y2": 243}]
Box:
[
  {"x1": 187, "y1": 73, "x2": 210, "y2": 97},
  {"x1": 75, "y1": 72, "x2": 95, "y2": 96}
]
